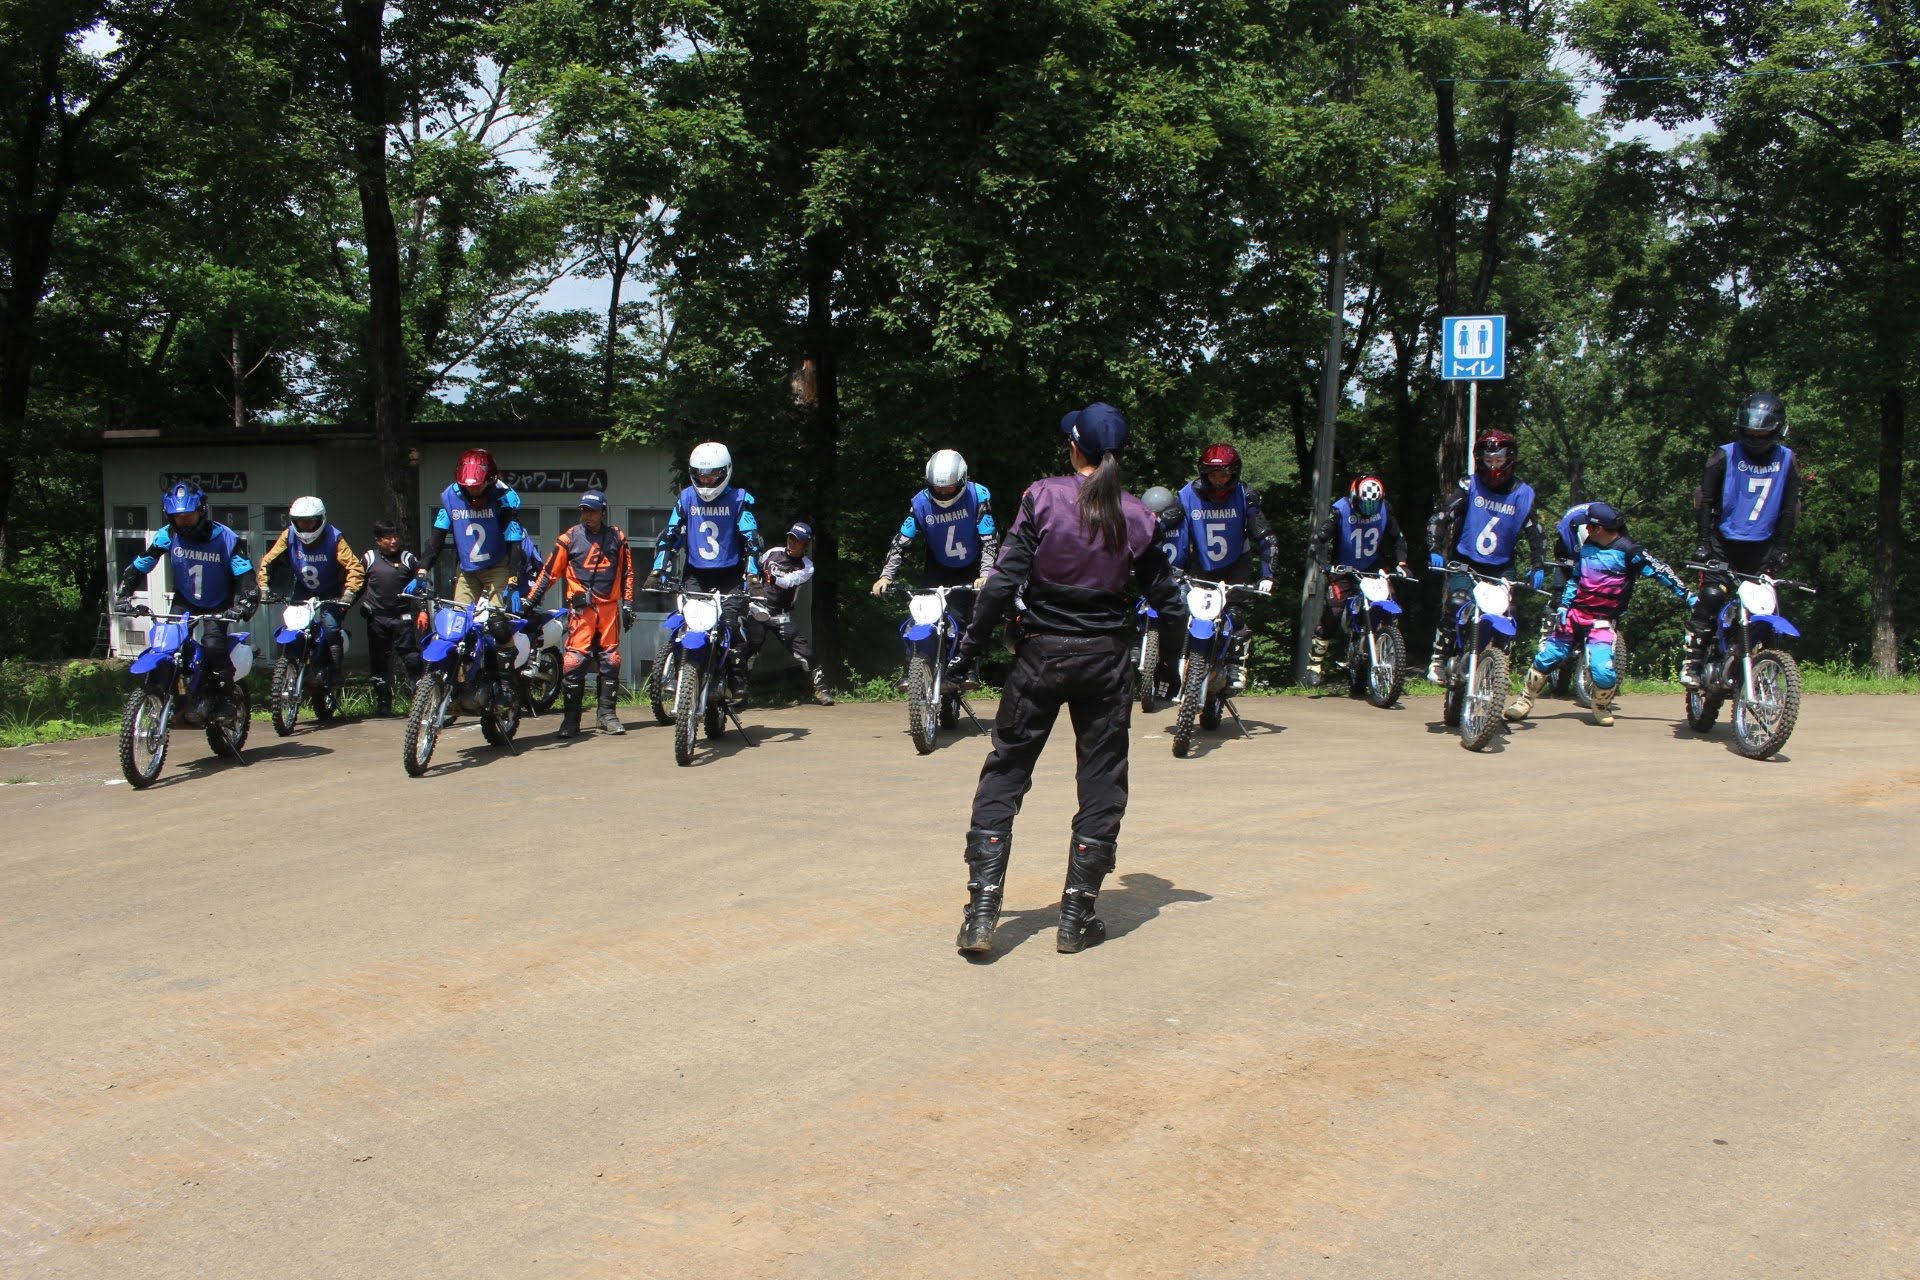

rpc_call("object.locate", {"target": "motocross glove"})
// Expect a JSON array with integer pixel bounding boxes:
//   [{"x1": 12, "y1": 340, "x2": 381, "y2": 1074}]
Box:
[
  {"x1": 1761, "y1": 547, "x2": 1789, "y2": 573},
  {"x1": 1429, "y1": 553, "x2": 1445, "y2": 569},
  {"x1": 1529, "y1": 569, "x2": 1545, "y2": 592},
  {"x1": 621, "y1": 604, "x2": 635, "y2": 632},
  {"x1": 1258, "y1": 579, "x2": 1274, "y2": 595},
  {"x1": 871, "y1": 576, "x2": 892, "y2": 597}
]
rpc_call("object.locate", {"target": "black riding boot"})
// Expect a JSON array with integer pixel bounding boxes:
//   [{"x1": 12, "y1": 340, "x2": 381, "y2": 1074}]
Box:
[
  {"x1": 1056, "y1": 835, "x2": 1117, "y2": 954},
  {"x1": 596, "y1": 677, "x2": 626, "y2": 735},
  {"x1": 556, "y1": 672, "x2": 584, "y2": 739},
  {"x1": 955, "y1": 829, "x2": 1012, "y2": 953}
]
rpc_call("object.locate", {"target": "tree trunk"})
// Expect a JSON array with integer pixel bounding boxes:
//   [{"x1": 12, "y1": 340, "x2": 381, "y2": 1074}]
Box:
[
  {"x1": 1869, "y1": 21, "x2": 1910, "y2": 677},
  {"x1": 343, "y1": 0, "x2": 417, "y2": 543},
  {"x1": 602, "y1": 249, "x2": 627, "y2": 412},
  {"x1": 229, "y1": 324, "x2": 246, "y2": 430},
  {"x1": 1432, "y1": 70, "x2": 1464, "y2": 491},
  {"x1": 1296, "y1": 222, "x2": 1347, "y2": 681},
  {"x1": 803, "y1": 240, "x2": 841, "y2": 680}
]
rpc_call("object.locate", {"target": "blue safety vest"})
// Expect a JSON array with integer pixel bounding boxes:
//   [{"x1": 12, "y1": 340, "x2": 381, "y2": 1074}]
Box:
[
  {"x1": 168, "y1": 523, "x2": 240, "y2": 610},
  {"x1": 909, "y1": 483, "x2": 988, "y2": 570},
  {"x1": 1454, "y1": 477, "x2": 1536, "y2": 568},
  {"x1": 1717, "y1": 443, "x2": 1792, "y2": 543},
  {"x1": 677, "y1": 486, "x2": 753, "y2": 570},
  {"x1": 1332, "y1": 497, "x2": 1391, "y2": 571},
  {"x1": 1178, "y1": 482, "x2": 1251, "y2": 573},
  {"x1": 287, "y1": 525, "x2": 345, "y2": 599},
  {"x1": 440, "y1": 482, "x2": 512, "y2": 571}
]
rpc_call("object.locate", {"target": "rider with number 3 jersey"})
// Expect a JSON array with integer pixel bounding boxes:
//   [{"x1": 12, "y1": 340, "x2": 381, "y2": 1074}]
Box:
[{"x1": 647, "y1": 442, "x2": 763, "y2": 695}]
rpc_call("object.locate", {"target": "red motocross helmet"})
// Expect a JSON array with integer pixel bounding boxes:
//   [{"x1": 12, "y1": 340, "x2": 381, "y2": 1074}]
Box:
[
  {"x1": 456, "y1": 448, "x2": 498, "y2": 498},
  {"x1": 1473, "y1": 430, "x2": 1517, "y2": 487},
  {"x1": 1350, "y1": 474, "x2": 1386, "y2": 519},
  {"x1": 1197, "y1": 443, "x2": 1242, "y2": 501}
]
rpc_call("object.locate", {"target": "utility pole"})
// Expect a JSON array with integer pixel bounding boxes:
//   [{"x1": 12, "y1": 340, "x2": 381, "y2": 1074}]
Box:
[{"x1": 1294, "y1": 222, "x2": 1348, "y2": 683}]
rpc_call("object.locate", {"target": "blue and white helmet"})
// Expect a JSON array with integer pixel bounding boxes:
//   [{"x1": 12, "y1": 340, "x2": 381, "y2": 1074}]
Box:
[
  {"x1": 690, "y1": 442, "x2": 732, "y2": 502},
  {"x1": 162, "y1": 481, "x2": 205, "y2": 516}
]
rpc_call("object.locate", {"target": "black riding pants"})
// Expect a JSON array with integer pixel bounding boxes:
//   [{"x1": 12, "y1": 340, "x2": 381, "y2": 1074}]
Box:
[
  {"x1": 367, "y1": 611, "x2": 421, "y2": 695},
  {"x1": 969, "y1": 632, "x2": 1134, "y2": 844},
  {"x1": 1689, "y1": 541, "x2": 1769, "y2": 634},
  {"x1": 746, "y1": 614, "x2": 815, "y2": 667}
]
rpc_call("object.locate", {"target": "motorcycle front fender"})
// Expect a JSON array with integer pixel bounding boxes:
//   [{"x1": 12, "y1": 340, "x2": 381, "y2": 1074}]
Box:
[
  {"x1": 275, "y1": 627, "x2": 303, "y2": 646},
  {"x1": 1187, "y1": 617, "x2": 1216, "y2": 642},
  {"x1": 680, "y1": 630, "x2": 710, "y2": 651},
  {"x1": 902, "y1": 622, "x2": 936, "y2": 644},
  {"x1": 1485, "y1": 614, "x2": 1518, "y2": 639},
  {"x1": 422, "y1": 636, "x2": 457, "y2": 663},
  {"x1": 1370, "y1": 599, "x2": 1404, "y2": 617},
  {"x1": 129, "y1": 649, "x2": 174, "y2": 676},
  {"x1": 1750, "y1": 613, "x2": 1800, "y2": 639}
]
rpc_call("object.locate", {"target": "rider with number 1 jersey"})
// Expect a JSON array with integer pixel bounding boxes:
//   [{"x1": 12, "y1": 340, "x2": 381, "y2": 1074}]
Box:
[
  {"x1": 419, "y1": 448, "x2": 529, "y2": 607},
  {"x1": 116, "y1": 481, "x2": 260, "y2": 687}
]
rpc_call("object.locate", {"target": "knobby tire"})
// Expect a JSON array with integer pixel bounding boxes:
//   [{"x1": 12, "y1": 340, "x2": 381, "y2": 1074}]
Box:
[
  {"x1": 403, "y1": 671, "x2": 445, "y2": 777},
  {"x1": 1172, "y1": 657, "x2": 1209, "y2": 758},
  {"x1": 907, "y1": 655, "x2": 937, "y2": 755},
  {"x1": 1732, "y1": 649, "x2": 1801, "y2": 760},
  {"x1": 1459, "y1": 648, "x2": 1509, "y2": 752},
  {"x1": 118, "y1": 689, "x2": 169, "y2": 789},
  {"x1": 673, "y1": 663, "x2": 702, "y2": 766}
]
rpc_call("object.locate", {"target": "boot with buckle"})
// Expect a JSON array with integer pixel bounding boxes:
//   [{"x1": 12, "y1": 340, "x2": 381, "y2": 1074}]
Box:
[
  {"x1": 956, "y1": 829, "x2": 1012, "y2": 953},
  {"x1": 556, "y1": 671, "x2": 584, "y2": 739},
  {"x1": 1057, "y1": 835, "x2": 1117, "y2": 954}
]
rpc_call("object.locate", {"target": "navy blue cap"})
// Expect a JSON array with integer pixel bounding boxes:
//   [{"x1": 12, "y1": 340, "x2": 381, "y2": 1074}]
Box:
[
  {"x1": 1059, "y1": 402, "x2": 1129, "y2": 458},
  {"x1": 1584, "y1": 501, "x2": 1623, "y2": 530},
  {"x1": 578, "y1": 489, "x2": 607, "y2": 511},
  {"x1": 786, "y1": 521, "x2": 813, "y2": 541}
]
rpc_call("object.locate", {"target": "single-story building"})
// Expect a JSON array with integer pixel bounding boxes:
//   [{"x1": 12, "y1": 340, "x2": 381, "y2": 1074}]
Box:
[{"x1": 84, "y1": 420, "x2": 807, "y2": 687}]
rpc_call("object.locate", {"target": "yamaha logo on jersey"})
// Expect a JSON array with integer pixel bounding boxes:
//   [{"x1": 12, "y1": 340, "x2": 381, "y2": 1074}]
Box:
[
  {"x1": 1472, "y1": 494, "x2": 1519, "y2": 517},
  {"x1": 690, "y1": 504, "x2": 736, "y2": 518},
  {"x1": 1734, "y1": 457, "x2": 1782, "y2": 474},
  {"x1": 1188, "y1": 507, "x2": 1240, "y2": 522},
  {"x1": 923, "y1": 507, "x2": 970, "y2": 526}
]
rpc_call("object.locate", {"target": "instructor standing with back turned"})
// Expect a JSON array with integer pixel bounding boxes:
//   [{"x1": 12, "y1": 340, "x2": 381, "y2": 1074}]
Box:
[{"x1": 944, "y1": 402, "x2": 1183, "y2": 957}]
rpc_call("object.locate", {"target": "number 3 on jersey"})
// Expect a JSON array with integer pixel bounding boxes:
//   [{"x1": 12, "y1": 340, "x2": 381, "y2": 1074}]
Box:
[{"x1": 697, "y1": 520, "x2": 722, "y2": 562}]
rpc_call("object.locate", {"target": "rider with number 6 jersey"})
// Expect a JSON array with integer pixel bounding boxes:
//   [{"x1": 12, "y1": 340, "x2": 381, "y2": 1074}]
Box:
[
  {"x1": 418, "y1": 448, "x2": 529, "y2": 607},
  {"x1": 1424, "y1": 430, "x2": 1547, "y2": 682}
]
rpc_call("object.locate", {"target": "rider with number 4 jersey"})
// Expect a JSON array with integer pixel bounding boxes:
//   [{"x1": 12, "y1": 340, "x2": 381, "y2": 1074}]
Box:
[{"x1": 870, "y1": 449, "x2": 999, "y2": 681}]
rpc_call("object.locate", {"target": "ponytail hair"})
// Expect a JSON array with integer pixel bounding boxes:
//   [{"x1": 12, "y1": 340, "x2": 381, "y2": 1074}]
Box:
[{"x1": 1077, "y1": 451, "x2": 1127, "y2": 553}]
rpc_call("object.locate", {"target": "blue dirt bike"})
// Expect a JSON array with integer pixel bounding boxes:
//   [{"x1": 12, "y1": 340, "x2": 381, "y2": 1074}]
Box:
[
  {"x1": 116, "y1": 607, "x2": 256, "y2": 788},
  {"x1": 1682, "y1": 564, "x2": 1815, "y2": 759},
  {"x1": 659, "y1": 585, "x2": 752, "y2": 766},
  {"x1": 266, "y1": 595, "x2": 351, "y2": 736},
  {"x1": 1330, "y1": 567, "x2": 1415, "y2": 708},
  {"x1": 1168, "y1": 576, "x2": 1267, "y2": 758},
  {"x1": 402, "y1": 596, "x2": 533, "y2": 776},
  {"x1": 1428, "y1": 563, "x2": 1536, "y2": 752},
  {"x1": 1132, "y1": 595, "x2": 1173, "y2": 713},
  {"x1": 894, "y1": 584, "x2": 981, "y2": 755}
]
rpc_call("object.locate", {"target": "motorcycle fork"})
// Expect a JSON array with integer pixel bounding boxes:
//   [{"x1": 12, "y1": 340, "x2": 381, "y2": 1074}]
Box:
[{"x1": 1738, "y1": 613, "x2": 1756, "y2": 703}]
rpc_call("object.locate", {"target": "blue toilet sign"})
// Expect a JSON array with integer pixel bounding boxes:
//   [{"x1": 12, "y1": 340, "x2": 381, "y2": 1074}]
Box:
[{"x1": 1442, "y1": 315, "x2": 1506, "y2": 380}]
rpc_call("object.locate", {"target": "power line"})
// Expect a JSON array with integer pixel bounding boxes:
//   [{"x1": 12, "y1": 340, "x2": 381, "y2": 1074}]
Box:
[{"x1": 1438, "y1": 57, "x2": 1917, "y2": 87}]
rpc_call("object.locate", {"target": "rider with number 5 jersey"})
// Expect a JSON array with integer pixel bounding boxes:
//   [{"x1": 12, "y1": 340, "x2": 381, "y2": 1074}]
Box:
[{"x1": 1164, "y1": 444, "x2": 1279, "y2": 695}]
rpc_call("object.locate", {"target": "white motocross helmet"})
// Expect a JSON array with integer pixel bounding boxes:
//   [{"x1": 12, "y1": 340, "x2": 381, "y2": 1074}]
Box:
[
  {"x1": 925, "y1": 449, "x2": 969, "y2": 508},
  {"x1": 289, "y1": 495, "x2": 327, "y2": 546},
  {"x1": 689, "y1": 442, "x2": 733, "y2": 502}
]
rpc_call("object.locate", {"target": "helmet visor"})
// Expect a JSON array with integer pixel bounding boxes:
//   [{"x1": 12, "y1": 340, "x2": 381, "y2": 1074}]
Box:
[
  {"x1": 694, "y1": 468, "x2": 727, "y2": 489},
  {"x1": 1479, "y1": 443, "x2": 1514, "y2": 469},
  {"x1": 293, "y1": 516, "x2": 324, "y2": 535},
  {"x1": 170, "y1": 510, "x2": 201, "y2": 529},
  {"x1": 929, "y1": 482, "x2": 963, "y2": 503},
  {"x1": 1202, "y1": 466, "x2": 1233, "y2": 488}
]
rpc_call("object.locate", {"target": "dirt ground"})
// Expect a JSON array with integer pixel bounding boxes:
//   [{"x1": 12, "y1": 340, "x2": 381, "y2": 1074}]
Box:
[{"x1": 3, "y1": 689, "x2": 1917, "y2": 1279}]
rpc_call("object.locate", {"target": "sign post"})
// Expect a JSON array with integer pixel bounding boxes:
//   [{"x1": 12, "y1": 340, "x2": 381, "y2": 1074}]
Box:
[{"x1": 1441, "y1": 315, "x2": 1506, "y2": 473}]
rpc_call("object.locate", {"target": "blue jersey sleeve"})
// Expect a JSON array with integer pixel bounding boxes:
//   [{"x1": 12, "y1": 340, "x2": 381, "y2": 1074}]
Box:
[
  {"x1": 132, "y1": 527, "x2": 173, "y2": 574},
  {"x1": 504, "y1": 519, "x2": 527, "y2": 545},
  {"x1": 433, "y1": 508, "x2": 451, "y2": 530},
  {"x1": 975, "y1": 484, "x2": 996, "y2": 538},
  {"x1": 652, "y1": 501, "x2": 688, "y2": 572},
  {"x1": 897, "y1": 512, "x2": 920, "y2": 541},
  {"x1": 738, "y1": 493, "x2": 760, "y2": 575}
]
